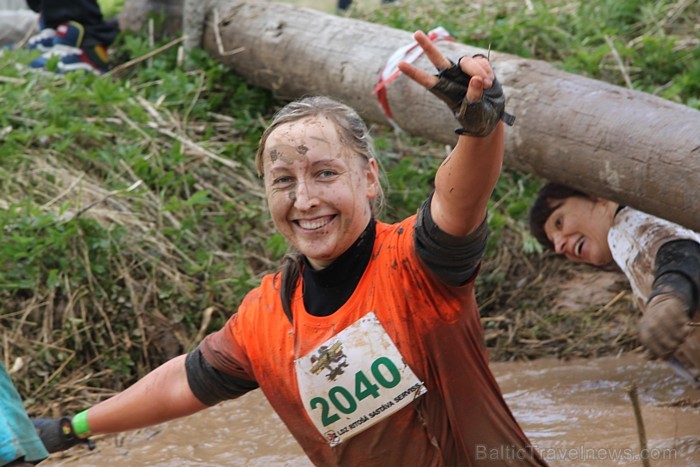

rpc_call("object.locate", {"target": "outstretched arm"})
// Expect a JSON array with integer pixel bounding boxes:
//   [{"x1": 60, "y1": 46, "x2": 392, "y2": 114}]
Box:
[
  {"x1": 398, "y1": 31, "x2": 507, "y2": 236},
  {"x1": 87, "y1": 355, "x2": 208, "y2": 434},
  {"x1": 640, "y1": 239, "x2": 700, "y2": 360},
  {"x1": 35, "y1": 355, "x2": 209, "y2": 453}
]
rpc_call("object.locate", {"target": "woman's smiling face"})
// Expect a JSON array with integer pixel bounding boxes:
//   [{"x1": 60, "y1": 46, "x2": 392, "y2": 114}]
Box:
[
  {"x1": 262, "y1": 116, "x2": 379, "y2": 270},
  {"x1": 543, "y1": 196, "x2": 615, "y2": 266}
]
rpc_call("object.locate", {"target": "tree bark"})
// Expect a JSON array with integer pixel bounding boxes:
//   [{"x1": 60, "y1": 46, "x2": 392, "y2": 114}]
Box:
[
  {"x1": 200, "y1": 0, "x2": 700, "y2": 232},
  {"x1": 183, "y1": 0, "x2": 207, "y2": 51},
  {"x1": 118, "y1": 0, "x2": 184, "y2": 37}
]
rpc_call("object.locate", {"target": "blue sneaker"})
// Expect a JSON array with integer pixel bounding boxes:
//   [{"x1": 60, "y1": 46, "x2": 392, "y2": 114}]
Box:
[
  {"x1": 29, "y1": 21, "x2": 109, "y2": 75},
  {"x1": 26, "y1": 27, "x2": 56, "y2": 52}
]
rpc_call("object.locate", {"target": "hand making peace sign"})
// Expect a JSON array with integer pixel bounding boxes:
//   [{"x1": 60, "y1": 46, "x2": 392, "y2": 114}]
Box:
[
  {"x1": 397, "y1": 30, "x2": 494, "y2": 103},
  {"x1": 397, "y1": 30, "x2": 513, "y2": 137}
]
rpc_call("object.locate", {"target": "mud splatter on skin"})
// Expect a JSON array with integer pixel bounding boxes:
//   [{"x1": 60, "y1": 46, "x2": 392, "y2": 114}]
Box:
[
  {"x1": 262, "y1": 116, "x2": 379, "y2": 270},
  {"x1": 265, "y1": 138, "x2": 326, "y2": 168},
  {"x1": 266, "y1": 144, "x2": 299, "y2": 165}
]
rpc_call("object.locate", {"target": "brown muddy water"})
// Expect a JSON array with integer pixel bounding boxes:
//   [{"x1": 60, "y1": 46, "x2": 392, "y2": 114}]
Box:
[{"x1": 43, "y1": 353, "x2": 699, "y2": 466}]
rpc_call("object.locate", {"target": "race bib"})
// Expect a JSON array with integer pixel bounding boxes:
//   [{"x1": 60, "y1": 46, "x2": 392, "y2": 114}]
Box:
[{"x1": 295, "y1": 312, "x2": 426, "y2": 447}]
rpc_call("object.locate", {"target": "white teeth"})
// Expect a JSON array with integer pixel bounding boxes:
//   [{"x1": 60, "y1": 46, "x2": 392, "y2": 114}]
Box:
[
  {"x1": 297, "y1": 218, "x2": 330, "y2": 230},
  {"x1": 575, "y1": 238, "x2": 583, "y2": 256}
]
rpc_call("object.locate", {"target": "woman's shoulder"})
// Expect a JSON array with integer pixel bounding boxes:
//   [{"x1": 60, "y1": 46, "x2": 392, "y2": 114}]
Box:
[
  {"x1": 375, "y1": 214, "x2": 418, "y2": 237},
  {"x1": 613, "y1": 207, "x2": 700, "y2": 244},
  {"x1": 370, "y1": 215, "x2": 423, "y2": 271},
  {"x1": 238, "y1": 271, "x2": 282, "y2": 309}
]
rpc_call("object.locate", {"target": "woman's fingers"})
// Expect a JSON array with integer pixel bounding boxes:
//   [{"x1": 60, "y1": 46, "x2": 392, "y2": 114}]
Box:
[
  {"x1": 458, "y1": 55, "x2": 493, "y2": 102},
  {"x1": 397, "y1": 60, "x2": 438, "y2": 88},
  {"x1": 466, "y1": 75, "x2": 484, "y2": 102},
  {"x1": 397, "y1": 30, "x2": 450, "y2": 89},
  {"x1": 413, "y1": 30, "x2": 452, "y2": 71},
  {"x1": 460, "y1": 55, "x2": 494, "y2": 87},
  {"x1": 399, "y1": 30, "x2": 496, "y2": 103}
]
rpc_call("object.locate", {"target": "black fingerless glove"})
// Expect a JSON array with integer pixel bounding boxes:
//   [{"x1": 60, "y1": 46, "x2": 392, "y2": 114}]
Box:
[
  {"x1": 429, "y1": 56, "x2": 515, "y2": 137},
  {"x1": 32, "y1": 417, "x2": 94, "y2": 453},
  {"x1": 649, "y1": 239, "x2": 700, "y2": 318}
]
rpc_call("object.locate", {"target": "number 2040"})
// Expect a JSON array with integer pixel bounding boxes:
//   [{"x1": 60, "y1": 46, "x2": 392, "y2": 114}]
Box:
[{"x1": 309, "y1": 357, "x2": 401, "y2": 427}]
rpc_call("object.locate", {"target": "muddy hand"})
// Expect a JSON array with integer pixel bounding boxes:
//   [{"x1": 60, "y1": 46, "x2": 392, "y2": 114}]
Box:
[
  {"x1": 672, "y1": 344, "x2": 700, "y2": 383},
  {"x1": 639, "y1": 293, "x2": 691, "y2": 359},
  {"x1": 33, "y1": 417, "x2": 95, "y2": 453},
  {"x1": 398, "y1": 31, "x2": 491, "y2": 104},
  {"x1": 398, "y1": 31, "x2": 511, "y2": 136}
]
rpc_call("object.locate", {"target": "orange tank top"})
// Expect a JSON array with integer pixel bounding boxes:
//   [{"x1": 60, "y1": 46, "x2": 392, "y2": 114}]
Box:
[{"x1": 201, "y1": 215, "x2": 546, "y2": 466}]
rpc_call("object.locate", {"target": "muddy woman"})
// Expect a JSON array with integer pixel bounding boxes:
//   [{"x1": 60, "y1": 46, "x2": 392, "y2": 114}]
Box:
[
  {"x1": 530, "y1": 183, "x2": 700, "y2": 385},
  {"x1": 34, "y1": 31, "x2": 547, "y2": 466}
]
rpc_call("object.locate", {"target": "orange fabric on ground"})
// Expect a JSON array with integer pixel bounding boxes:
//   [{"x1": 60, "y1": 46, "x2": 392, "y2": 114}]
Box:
[{"x1": 202, "y1": 215, "x2": 545, "y2": 466}]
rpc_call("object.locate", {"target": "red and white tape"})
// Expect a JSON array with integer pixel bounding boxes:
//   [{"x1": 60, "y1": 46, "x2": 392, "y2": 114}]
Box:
[{"x1": 373, "y1": 27, "x2": 454, "y2": 131}]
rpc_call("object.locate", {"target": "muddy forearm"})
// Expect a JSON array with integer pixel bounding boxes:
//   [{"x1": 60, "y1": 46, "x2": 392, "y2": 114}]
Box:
[
  {"x1": 86, "y1": 355, "x2": 208, "y2": 435},
  {"x1": 432, "y1": 123, "x2": 504, "y2": 237}
]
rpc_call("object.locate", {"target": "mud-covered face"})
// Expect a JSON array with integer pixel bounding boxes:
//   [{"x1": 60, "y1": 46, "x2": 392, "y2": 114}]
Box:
[
  {"x1": 543, "y1": 197, "x2": 615, "y2": 266},
  {"x1": 262, "y1": 116, "x2": 379, "y2": 270}
]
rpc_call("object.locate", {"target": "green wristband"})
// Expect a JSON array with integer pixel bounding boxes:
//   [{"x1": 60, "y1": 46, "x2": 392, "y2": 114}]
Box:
[{"x1": 72, "y1": 410, "x2": 91, "y2": 438}]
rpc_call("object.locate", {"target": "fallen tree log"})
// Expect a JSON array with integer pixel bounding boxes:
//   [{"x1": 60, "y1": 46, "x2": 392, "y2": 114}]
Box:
[{"x1": 198, "y1": 0, "x2": 700, "y2": 232}]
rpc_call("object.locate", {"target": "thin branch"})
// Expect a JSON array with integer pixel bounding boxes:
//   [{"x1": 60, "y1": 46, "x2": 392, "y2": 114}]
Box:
[
  {"x1": 104, "y1": 36, "x2": 187, "y2": 77},
  {"x1": 213, "y1": 8, "x2": 245, "y2": 57},
  {"x1": 626, "y1": 384, "x2": 651, "y2": 467},
  {"x1": 605, "y1": 35, "x2": 633, "y2": 89}
]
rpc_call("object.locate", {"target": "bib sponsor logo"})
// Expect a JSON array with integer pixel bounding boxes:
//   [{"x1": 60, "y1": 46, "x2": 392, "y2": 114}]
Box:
[{"x1": 309, "y1": 341, "x2": 348, "y2": 382}]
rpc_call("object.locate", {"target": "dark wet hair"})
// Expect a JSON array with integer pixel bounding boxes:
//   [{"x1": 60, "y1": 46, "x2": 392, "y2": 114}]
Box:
[
  {"x1": 257, "y1": 96, "x2": 385, "y2": 322},
  {"x1": 529, "y1": 182, "x2": 594, "y2": 250}
]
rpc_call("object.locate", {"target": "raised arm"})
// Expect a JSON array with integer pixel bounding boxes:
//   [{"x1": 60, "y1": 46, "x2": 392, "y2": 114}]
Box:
[{"x1": 398, "y1": 31, "x2": 509, "y2": 236}]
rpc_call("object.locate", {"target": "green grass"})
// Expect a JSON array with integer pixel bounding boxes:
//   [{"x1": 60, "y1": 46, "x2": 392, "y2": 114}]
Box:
[
  {"x1": 352, "y1": 0, "x2": 699, "y2": 107},
  {"x1": 1, "y1": 43, "x2": 280, "y2": 403}
]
